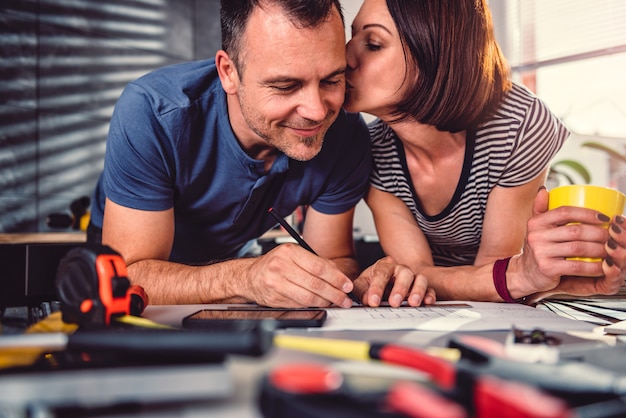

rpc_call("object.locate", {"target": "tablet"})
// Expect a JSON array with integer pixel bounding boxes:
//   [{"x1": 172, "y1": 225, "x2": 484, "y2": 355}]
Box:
[{"x1": 182, "y1": 308, "x2": 327, "y2": 329}]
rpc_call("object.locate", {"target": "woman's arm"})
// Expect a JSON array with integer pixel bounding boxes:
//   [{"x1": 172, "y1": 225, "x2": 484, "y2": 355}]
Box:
[
  {"x1": 361, "y1": 171, "x2": 618, "y2": 303},
  {"x1": 364, "y1": 185, "x2": 507, "y2": 302}
]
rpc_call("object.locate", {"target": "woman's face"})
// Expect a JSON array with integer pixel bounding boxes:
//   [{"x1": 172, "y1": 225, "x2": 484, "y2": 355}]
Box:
[{"x1": 344, "y1": 0, "x2": 407, "y2": 118}]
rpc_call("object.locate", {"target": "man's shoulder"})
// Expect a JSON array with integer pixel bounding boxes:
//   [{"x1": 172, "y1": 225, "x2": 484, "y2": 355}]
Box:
[
  {"x1": 334, "y1": 108, "x2": 366, "y2": 125},
  {"x1": 137, "y1": 58, "x2": 217, "y2": 84},
  {"x1": 327, "y1": 110, "x2": 369, "y2": 140},
  {"x1": 317, "y1": 110, "x2": 371, "y2": 164},
  {"x1": 127, "y1": 59, "x2": 221, "y2": 112}
]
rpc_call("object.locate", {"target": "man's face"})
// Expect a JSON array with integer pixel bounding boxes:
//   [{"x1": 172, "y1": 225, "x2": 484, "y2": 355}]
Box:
[{"x1": 228, "y1": 4, "x2": 347, "y2": 161}]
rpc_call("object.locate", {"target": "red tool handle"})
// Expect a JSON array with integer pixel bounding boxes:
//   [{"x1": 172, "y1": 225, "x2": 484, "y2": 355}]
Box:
[{"x1": 372, "y1": 343, "x2": 457, "y2": 390}]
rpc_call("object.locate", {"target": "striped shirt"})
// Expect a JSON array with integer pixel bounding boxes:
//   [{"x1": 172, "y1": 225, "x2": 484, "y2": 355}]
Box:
[{"x1": 370, "y1": 82, "x2": 570, "y2": 267}]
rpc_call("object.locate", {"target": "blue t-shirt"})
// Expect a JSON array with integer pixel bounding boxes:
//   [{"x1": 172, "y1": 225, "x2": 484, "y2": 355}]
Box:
[{"x1": 91, "y1": 59, "x2": 371, "y2": 264}]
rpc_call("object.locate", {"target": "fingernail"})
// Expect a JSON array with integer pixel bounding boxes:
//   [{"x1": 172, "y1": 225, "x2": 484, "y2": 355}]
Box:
[
  {"x1": 409, "y1": 294, "x2": 421, "y2": 306},
  {"x1": 608, "y1": 239, "x2": 618, "y2": 250},
  {"x1": 598, "y1": 213, "x2": 611, "y2": 222},
  {"x1": 617, "y1": 215, "x2": 625, "y2": 225},
  {"x1": 391, "y1": 294, "x2": 403, "y2": 306},
  {"x1": 342, "y1": 282, "x2": 353, "y2": 293},
  {"x1": 611, "y1": 223, "x2": 622, "y2": 234},
  {"x1": 606, "y1": 257, "x2": 614, "y2": 267},
  {"x1": 370, "y1": 294, "x2": 381, "y2": 306}
]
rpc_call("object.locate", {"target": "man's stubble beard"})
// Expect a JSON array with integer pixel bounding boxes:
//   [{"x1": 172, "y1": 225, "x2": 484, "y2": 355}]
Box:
[{"x1": 239, "y1": 99, "x2": 329, "y2": 162}]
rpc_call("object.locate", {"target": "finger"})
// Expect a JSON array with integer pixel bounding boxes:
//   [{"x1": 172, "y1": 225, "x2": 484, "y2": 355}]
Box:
[
  {"x1": 362, "y1": 257, "x2": 398, "y2": 307},
  {"x1": 607, "y1": 215, "x2": 626, "y2": 272},
  {"x1": 602, "y1": 222, "x2": 626, "y2": 295},
  {"x1": 609, "y1": 216, "x2": 626, "y2": 245},
  {"x1": 262, "y1": 274, "x2": 349, "y2": 308},
  {"x1": 606, "y1": 238, "x2": 624, "y2": 270},
  {"x1": 553, "y1": 258, "x2": 605, "y2": 279},
  {"x1": 423, "y1": 286, "x2": 437, "y2": 305},
  {"x1": 351, "y1": 275, "x2": 369, "y2": 304},
  {"x1": 286, "y1": 244, "x2": 354, "y2": 293},
  {"x1": 599, "y1": 262, "x2": 625, "y2": 294},
  {"x1": 386, "y1": 265, "x2": 415, "y2": 307},
  {"x1": 252, "y1": 265, "x2": 334, "y2": 308},
  {"x1": 292, "y1": 264, "x2": 353, "y2": 308},
  {"x1": 529, "y1": 217, "x2": 611, "y2": 245},
  {"x1": 545, "y1": 206, "x2": 612, "y2": 227},
  {"x1": 558, "y1": 241, "x2": 608, "y2": 264},
  {"x1": 361, "y1": 290, "x2": 382, "y2": 307},
  {"x1": 556, "y1": 274, "x2": 623, "y2": 297},
  {"x1": 551, "y1": 222, "x2": 609, "y2": 243},
  {"x1": 406, "y1": 273, "x2": 429, "y2": 306},
  {"x1": 532, "y1": 187, "x2": 549, "y2": 217}
]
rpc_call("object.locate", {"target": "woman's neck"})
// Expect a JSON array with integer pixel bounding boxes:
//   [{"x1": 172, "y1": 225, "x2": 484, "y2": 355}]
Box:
[{"x1": 386, "y1": 120, "x2": 465, "y2": 162}]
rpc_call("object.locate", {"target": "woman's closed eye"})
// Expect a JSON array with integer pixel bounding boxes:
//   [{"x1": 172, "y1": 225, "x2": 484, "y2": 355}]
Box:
[{"x1": 366, "y1": 42, "x2": 382, "y2": 52}]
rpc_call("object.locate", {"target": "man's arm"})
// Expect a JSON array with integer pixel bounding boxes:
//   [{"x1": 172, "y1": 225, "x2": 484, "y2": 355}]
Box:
[{"x1": 102, "y1": 198, "x2": 354, "y2": 307}]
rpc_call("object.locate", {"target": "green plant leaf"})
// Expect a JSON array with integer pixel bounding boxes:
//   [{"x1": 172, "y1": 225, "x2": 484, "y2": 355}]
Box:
[
  {"x1": 550, "y1": 159, "x2": 591, "y2": 183},
  {"x1": 549, "y1": 168, "x2": 576, "y2": 185},
  {"x1": 581, "y1": 142, "x2": 626, "y2": 164}
]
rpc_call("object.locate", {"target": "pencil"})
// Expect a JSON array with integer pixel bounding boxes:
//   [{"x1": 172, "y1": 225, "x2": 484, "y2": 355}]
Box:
[{"x1": 268, "y1": 207, "x2": 317, "y2": 254}]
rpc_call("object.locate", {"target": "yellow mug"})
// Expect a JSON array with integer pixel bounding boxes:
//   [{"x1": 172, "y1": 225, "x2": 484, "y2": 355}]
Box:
[{"x1": 548, "y1": 184, "x2": 626, "y2": 262}]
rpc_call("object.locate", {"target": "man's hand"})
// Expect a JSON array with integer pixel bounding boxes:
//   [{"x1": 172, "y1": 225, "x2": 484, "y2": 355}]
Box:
[
  {"x1": 243, "y1": 243, "x2": 355, "y2": 308},
  {"x1": 352, "y1": 256, "x2": 436, "y2": 307}
]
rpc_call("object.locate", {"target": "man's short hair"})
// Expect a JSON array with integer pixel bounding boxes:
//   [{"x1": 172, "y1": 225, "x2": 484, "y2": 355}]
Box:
[{"x1": 220, "y1": 0, "x2": 344, "y2": 73}]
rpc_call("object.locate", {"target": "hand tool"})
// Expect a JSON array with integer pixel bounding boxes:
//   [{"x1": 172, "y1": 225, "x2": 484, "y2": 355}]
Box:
[{"x1": 55, "y1": 244, "x2": 148, "y2": 328}]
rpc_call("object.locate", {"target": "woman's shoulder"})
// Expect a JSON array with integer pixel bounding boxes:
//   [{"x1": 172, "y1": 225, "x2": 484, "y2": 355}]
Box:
[
  {"x1": 493, "y1": 82, "x2": 554, "y2": 121},
  {"x1": 367, "y1": 119, "x2": 395, "y2": 144}
]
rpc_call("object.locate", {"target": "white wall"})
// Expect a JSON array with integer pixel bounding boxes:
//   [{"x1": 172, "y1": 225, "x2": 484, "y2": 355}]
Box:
[
  {"x1": 342, "y1": 0, "x2": 362, "y2": 38},
  {"x1": 340, "y1": 1, "x2": 378, "y2": 237}
]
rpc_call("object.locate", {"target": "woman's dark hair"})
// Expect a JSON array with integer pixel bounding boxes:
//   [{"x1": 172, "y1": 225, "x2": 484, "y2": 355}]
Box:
[
  {"x1": 387, "y1": 0, "x2": 511, "y2": 132},
  {"x1": 221, "y1": 0, "x2": 344, "y2": 73}
]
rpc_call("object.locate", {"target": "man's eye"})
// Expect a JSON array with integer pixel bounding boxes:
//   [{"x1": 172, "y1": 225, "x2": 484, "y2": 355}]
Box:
[
  {"x1": 323, "y1": 79, "x2": 343, "y2": 87},
  {"x1": 271, "y1": 84, "x2": 298, "y2": 92}
]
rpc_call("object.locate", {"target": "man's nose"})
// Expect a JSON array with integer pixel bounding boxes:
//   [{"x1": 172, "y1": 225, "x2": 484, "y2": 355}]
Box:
[{"x1": 298, "y1": 88, "x2": 328, "y2": 122}]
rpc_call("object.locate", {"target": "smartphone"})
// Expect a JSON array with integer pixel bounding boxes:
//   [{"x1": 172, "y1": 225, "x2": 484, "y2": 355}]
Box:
[{"x1": 182, "y1": 308, "x2": 327, "y2": 330}]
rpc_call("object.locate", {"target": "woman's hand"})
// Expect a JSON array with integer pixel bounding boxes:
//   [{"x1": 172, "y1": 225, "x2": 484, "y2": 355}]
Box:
[
  {"x1": 515, "y1": 188, "x2": 624, "y2": 302},
  {"x1": 353, "y1": 256, "x2": 436, "y2": 307},
  {"x1": 541, "y1": 214, "x2": 626, "y2": 299}
]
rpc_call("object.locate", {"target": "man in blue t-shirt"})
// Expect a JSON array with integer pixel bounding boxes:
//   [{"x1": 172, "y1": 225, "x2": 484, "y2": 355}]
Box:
[{"x1": 88, "y1": 0, "x2": 423, "y2": 307}]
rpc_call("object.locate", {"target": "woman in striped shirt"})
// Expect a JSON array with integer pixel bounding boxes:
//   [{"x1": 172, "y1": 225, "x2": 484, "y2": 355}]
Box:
[{"x1": 345, "y1": 0, "x2": 626, "y2": 306}]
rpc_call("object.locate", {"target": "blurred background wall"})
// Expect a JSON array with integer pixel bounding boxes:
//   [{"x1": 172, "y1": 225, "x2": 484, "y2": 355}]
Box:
[
  {"x1": 0, "y1": 0, "x2": 220, "y2": 232},
  {"x1": 1, "y1": 0, "x2": 625, "y2": 234}
]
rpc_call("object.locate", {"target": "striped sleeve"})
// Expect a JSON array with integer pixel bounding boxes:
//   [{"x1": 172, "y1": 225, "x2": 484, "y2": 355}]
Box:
[{"x1": 497, "y1": 87, "x2": 570, "y2": 187}]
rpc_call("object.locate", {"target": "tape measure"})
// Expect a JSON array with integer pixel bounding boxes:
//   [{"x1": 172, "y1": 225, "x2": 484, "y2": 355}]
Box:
[{"x1": 55, "y1": 244, "x2": 148, "y2": 328}]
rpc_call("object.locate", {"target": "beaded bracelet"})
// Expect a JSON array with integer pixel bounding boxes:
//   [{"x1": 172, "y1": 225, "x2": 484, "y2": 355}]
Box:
[{"x1": 493, "y1": 257, "x2": 517, "y2": 303}]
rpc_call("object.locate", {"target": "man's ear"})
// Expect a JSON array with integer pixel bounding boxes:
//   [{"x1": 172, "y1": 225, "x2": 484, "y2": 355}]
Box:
[{"x1": 215, "y1": 50, "x2": 239, "y2": 94}]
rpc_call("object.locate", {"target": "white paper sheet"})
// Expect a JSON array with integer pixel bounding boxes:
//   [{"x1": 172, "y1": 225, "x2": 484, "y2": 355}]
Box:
[{"x1": 317, "y1": 301, "x2": 595, "y2": 332}]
